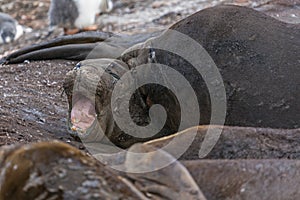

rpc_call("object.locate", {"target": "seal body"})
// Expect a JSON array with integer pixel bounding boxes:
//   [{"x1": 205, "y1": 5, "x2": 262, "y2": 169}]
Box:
[
  {"x1": 2, "y1": 5, "x2": 299, "y2": 147},
  {"x1": 0, "y1": 141, "x2": 143, "y2": 199},
  {"x1": 163, "y1": 5, "x2": 300, "y2": 129},
  {"x1": 122, "y1": 5, "x2": 299, "y2": 132},
  {"x1": 64, "y1": 6, "x2": 299, "y2": 148}
]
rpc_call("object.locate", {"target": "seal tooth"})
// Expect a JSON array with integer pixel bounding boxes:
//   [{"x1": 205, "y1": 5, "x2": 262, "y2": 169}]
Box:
[
  {"x1": 71, "y1": 126, "x2": 77, "y2": 131},
  {"x1": 71, "y1": 118, "x2": 79, "y2": 124}
]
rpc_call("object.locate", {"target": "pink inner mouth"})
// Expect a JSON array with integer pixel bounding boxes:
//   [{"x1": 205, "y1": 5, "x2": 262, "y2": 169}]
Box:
[{"x1": 71, "y1": 96, "x2": 96, "y2": 133}]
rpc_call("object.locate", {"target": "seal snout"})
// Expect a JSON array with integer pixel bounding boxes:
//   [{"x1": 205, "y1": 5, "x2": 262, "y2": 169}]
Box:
[{"x1": 71, "y1": 94, "x2": 97, "y2": 134}]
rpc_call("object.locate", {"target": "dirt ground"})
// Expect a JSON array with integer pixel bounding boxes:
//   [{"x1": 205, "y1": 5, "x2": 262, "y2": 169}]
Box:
[{"x1": 0, "y1": 0, "x2": 299, "y2": 149}]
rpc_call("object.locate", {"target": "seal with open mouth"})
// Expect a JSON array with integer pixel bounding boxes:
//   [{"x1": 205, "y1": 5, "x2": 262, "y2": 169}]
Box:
[
  {"x1": 62, "y1": 5, "x2": 299, "y2": 148},
  {"x1": 1, "y1": 5, "x2": 299, "y2": 147}
]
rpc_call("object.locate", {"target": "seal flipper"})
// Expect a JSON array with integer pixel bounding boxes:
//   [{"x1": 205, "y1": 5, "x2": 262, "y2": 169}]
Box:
[
  {"x1": 1, "y1": 31, "x2": 163, "y2": 64},
  {"x1": 1, "y1": 31, "x2": 113, "y2": 64},
  {"x1": 3, "y1": 43, "x2": 99, "y2": 63}
]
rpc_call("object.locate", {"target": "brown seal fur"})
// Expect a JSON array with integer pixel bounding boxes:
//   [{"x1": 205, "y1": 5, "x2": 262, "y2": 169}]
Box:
[
  {"x1": 0, "y1": 141, "x2": 143, "y2": 199},
  {"x1": 141, "y1": 5, "x2": 300, "y2": 129},
  {"x1": 63, "y1": 5, "x2": 299, "y2": 148},
  {"x1": 0, "y1": 141, "x2": 206, "y2": 200}
]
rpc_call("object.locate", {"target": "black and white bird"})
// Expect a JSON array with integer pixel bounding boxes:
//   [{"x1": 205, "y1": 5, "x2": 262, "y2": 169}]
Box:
[
  {"x1": 0, "y1": 12, "x2": 27, "y2": 44},
  {"x1": 49, "y1": 0, "x2": 113, "y2": 34}
]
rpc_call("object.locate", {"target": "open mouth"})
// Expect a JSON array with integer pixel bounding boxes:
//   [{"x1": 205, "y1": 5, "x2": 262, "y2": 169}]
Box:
[{"x1": 70, "y1": 95, "x2": 97, "y2": 134}]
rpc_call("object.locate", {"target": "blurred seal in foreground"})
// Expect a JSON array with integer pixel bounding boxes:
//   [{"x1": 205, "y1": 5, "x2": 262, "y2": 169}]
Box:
[
  {"x1": 0, "y1": 141, "x2": 205, "y2": 200},
  {"x1": 2, "y1": 132, "x2": 300, "y2": 199}
]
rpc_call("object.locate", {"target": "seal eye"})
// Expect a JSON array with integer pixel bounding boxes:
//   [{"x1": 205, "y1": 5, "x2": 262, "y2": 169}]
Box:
[
  {"x1": 74, "y1": 62, "x2": 81, "y2": 70},
  {"x1": 148, "y1": 48, "x2": 156, "y2": 63}
]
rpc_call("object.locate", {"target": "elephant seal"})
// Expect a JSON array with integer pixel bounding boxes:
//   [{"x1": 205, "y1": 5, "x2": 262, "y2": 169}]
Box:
[
  {"x1": 0, "y1": 141, "x2": 206, "y2": 200},
  {"x1": 0, "y1": 141, "x2": 141, "y2": 199},
  {"x1": 1, "y1": 5, "x2": 299, "y2": 147},
  {"x1": 63, "y1": 5, "x2": 299, "y2": 148},
  {"x1": 2, "y1": 138, "x2": 300, "y2": 199}
]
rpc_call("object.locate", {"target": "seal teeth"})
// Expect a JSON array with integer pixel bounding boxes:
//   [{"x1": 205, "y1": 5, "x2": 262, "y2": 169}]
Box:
[
  {"x1": 71, "y1": 118, "x2": 79, "y2": 124},
  {"x1": 71, "y1": 126, "x2": 77, "y2": 131},
  {"x1": 71, "y1": 118, "x2": 80, "y2": 131},
  {"x1": 71, "y1": 125, "x2": 85, "y2": 134}
]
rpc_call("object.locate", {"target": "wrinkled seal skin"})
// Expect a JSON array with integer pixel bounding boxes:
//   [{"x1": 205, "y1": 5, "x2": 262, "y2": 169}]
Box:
[
  {"x1": 85, "y1": 126, "x2": 300, "y2": 199},
  {"x1": 0, "y1": 141, "x2": 142, "y2": 200},
  {"x1": 63, "y1": 59, "x2": 160, "y2": 148},
  {"x1": 63, "y1": 5, "x2": 299, "y2": 148},
  {"x1": 0, "y1": 141, "x2": 207, "y2": 200}
]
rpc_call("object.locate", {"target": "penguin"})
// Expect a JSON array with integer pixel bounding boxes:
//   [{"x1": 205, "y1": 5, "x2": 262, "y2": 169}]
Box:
[
  {"x1": 99, "y1": 0, "x2": 113, "y2": 14},
  {"x1": 0, "y1": 12, "x2": 26, "y2": 44},
  {"x1": 48, "y1": 0, "x2": 113, "y2": 34}
]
